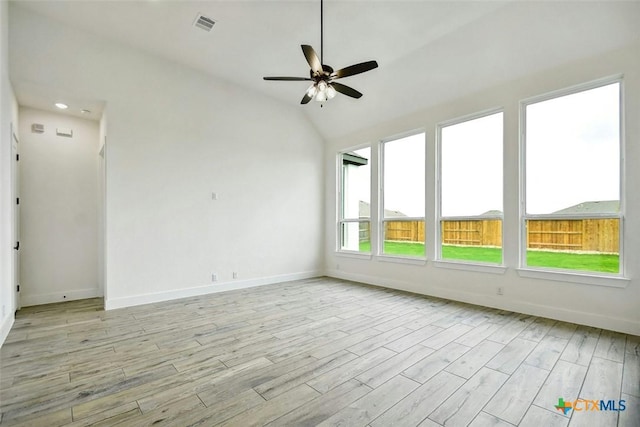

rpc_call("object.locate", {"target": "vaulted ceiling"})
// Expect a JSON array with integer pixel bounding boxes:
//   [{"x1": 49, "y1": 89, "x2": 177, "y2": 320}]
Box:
[{"x1": 10, "y1": 0, "x2": 640, "y2": 140}]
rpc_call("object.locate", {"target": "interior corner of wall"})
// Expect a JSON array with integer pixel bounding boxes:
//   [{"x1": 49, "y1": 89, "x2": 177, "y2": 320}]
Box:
[{"x1": 0, "y1": 313, "x2": 15, "y2": 348}]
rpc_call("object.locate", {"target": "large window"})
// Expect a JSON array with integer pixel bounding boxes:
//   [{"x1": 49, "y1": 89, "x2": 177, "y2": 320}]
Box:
[
  {"x1": 523, "y1": 81, "x2": 622, "y2": 274},
  {"x1": 438, "y1": 111, "x2": 503, "y2": 264},
  {"x1": 381, "y1": 133, "x2": 426, "y2": 257},
  {"x1": 339, "y1": 147, "x2": 371, "y2": 252}
]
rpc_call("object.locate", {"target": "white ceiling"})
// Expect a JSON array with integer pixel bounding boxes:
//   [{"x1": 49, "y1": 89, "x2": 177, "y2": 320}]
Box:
[{"x1": 10, "y1": 0, "x2": 640, "y2": 139}]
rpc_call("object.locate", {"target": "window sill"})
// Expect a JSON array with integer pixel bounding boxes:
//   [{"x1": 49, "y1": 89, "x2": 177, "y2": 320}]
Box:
[
  {"x1": 335, "y1": 251, "x2": 372, "y2": 260},
  {"x1": 376, "y1": 255, "x2": 427, "y2": 266},
  {"x1": 434, "y1": 260, "x2": 507, "y2": 275},
  {"x1": 516, "y1": 268, "x2": 630, "y2": 288}
]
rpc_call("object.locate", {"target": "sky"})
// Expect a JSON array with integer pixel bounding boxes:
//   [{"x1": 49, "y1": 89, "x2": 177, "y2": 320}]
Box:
[
  {"x1": 526, "y1": 82, "x2": 620, "y2": 214},
  {"x1": 441, "y1": 112, "x2": 502, "y2": 217},
  {"x1": 383, "y1": 133, "x2": 425, "y2": 217},
  {"x1": 347, "y1": 147, "x2": 370, "y2": 214},
  {"x1": 345, "y1": 82, "x2": 620, "y2": 218}
]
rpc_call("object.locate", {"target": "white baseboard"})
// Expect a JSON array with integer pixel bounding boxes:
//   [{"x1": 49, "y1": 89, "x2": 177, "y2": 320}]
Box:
[
  {"x1": 105, "y1": 270, "x2": 322, "y2": 311},
  {"x1": 327, "y1": 269, "x2": 640, "y2": 336},
  {"x1": 21, "y1": 288, "x2": 102, "y2": 307},
  {"x1": 0, "y1": 313, "x2": 15, "y2": 348}
]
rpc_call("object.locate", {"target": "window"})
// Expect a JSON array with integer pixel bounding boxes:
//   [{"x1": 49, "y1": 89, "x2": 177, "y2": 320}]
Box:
[
  {"x1": 338, "y1": 147, "x2": 371, "y2": 252},
  {"x1": 522, "y1": 81, "x2": 622, "y2": 275},
  {"x1": 381, "y1": 133, "x2": 426, "y2": 258},
  {"x1": 438, "y1": 111, "x2": 503, "y2": 264}
]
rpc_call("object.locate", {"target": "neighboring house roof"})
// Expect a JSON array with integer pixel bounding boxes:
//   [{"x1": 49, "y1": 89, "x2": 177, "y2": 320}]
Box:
[
  {"x1": 480, "y1": 210, "x2": 503, "y2": 217},
  {"x1": 359, "y1": 201, "x2": 407, "y2": 218},
  {"x1": 552, "y1": 200, "x2": 619, "y2": 215},
  {"x1": 342, "y1": 152, "x2": 368, "y2": 166}
]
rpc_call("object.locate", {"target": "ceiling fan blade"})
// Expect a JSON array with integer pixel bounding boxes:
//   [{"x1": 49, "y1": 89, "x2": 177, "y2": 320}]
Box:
[
  {"x1": 301, "y1": 93, "x2": 313, "y2": 104},
  {"x1": 331, "y1": 82, "x2": 363, "y2": 99},
  {"x1": 333, "y1": 60, "x2": 378, "y2": 79},
  {"x1": 301, "y1": 45, "x2": 322, "y2": 75},
  {"x1": 263, "y1": 77, "x2": 312, "y2": 81}
]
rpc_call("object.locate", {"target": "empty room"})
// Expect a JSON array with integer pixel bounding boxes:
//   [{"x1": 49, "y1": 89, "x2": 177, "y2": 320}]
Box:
[{"x1": 0, "y1": 0, "x2": 639, "y2": 426}]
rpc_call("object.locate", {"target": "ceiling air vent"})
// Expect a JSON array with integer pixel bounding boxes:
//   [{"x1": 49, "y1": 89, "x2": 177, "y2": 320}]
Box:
[{"x1": 193, "y1": 13, "x2": 216, "y2": 32}]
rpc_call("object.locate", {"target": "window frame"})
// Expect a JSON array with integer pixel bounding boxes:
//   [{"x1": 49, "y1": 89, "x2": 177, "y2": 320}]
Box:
[
  {"x1": 435, "y1": 108, "x2": 505, "y2": 268},
  {"x1": 337, "y1": 144, "x2": 373, "y2": 256},
  {"x1": 518, "y1": 76, "x2": 626, "y2": 280},
  {"x1": 378, "y1": 130, "x2": 427, "y2": 260}
]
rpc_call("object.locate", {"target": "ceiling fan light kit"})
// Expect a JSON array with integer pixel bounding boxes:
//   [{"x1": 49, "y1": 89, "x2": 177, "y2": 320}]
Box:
[
  {"x1": 263, "y1": 0, "x2": 378, "y2": 105},
  {"x1": 307, "y1": 80, "x2": 337, "y2": 102}
]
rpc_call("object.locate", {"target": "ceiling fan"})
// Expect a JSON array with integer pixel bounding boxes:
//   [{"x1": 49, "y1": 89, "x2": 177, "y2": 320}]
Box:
[{"x1": 263, "y1": 0, "x2": 378, "y2": 105}]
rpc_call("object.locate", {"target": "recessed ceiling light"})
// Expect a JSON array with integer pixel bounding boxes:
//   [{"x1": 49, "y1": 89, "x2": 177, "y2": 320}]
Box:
[
  {"x1": 55, "y1": 102, "x2": 68, "y2": 109},
  {"x1": 81, "y1": 109, "x2": 91, "y2": 114}
]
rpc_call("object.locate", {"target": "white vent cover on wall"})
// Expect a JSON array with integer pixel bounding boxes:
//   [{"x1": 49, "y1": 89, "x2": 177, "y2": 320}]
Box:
[
  {"x1": 32, "y1": 123, "x2": 44, "y2": 133},
  {"x1": 193, "y1": 13, "x2": 216, "y2": 32},
  {"x1": 56, "y1": 128, "x2": 73, "y2": 138}
]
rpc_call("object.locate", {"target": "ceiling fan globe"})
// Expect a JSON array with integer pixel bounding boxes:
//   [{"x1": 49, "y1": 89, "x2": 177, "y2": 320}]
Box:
[
  {"x1": 314, "y1": 89, "x2": 328, "y2": 102},
  {"x1": 326, "y1": 84, "x2": 337, "y2": 99}
]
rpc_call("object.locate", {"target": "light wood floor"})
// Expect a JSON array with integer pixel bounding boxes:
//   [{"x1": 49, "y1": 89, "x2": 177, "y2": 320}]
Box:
[{"x1": 1, "y1": 277, "x2": 638, "y2": 426}]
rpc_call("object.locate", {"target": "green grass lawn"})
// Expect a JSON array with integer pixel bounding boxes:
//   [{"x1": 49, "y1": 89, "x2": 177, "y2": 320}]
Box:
[
  {"x1": 358, "y1": 241, "x2": 619, "y2": 273},
  {"x1": 525, "y1": 250, "x2": 619, "y2": 273}
]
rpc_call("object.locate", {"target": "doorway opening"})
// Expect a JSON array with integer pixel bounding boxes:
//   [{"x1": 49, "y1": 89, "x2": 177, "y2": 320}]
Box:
[{"x1": 16, "y1": 107, "x2": 105, "y2": 307}]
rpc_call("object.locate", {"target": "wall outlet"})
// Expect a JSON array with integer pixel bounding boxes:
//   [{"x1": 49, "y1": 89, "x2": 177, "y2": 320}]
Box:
[
  {"x1": 336, "y1": 264, "x2": 340, "y2": 270},
  {"x1": 233, "y1": 272, "x2": 238, "y2": 279},
  {"x1": 212, "y1": 273, "x2": 218, "y2": 282},
  {"x1": 497, "y1": 287, "x2": 504, "y2": 296}
]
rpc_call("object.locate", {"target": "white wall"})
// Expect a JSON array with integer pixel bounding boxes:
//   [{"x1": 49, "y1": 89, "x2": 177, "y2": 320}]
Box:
[
  {"x1": 9, "y1": 5, "x2": 325, "y2": 309},
  {"x1": 18, "y1": 108, "x2": 100, "y2": 306},
  {"x1": 98, "y1": 112, "x2": 107, "y2": 300},
  {"x1": 0, "y1": 0, "x2": 19, "y2": 347},
  {"x1": 325, "y1": 43, "x2": 640, "y2": 335}
]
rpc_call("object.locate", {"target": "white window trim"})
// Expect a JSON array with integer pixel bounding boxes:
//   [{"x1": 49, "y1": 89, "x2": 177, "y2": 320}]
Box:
[
  {"x1": 436, "y1": 108, "x2": 505, "y2": 267},
  {"x1": 516, "y1": 268, "x2": 629, "y2": 288},
  {"x1": 337, "y1": 220, "x2": 372, "y2": 253},
  {"x1": 377, "y1": 255, "x2": 427, "y2": 265},
  {"x1": 519, "y1": 75, "x2": 626, "y2": 282},
  {"x1": 336, "y1": 145, "x2": 373, "y2": 254},
  {"x1": 378, "y1": 130, "x2": 427, "y2": 261}
]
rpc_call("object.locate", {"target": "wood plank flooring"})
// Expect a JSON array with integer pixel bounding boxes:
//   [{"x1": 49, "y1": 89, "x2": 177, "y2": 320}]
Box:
[{"x1": 1, "y1": 277, "x2": 638, "y2": 426}]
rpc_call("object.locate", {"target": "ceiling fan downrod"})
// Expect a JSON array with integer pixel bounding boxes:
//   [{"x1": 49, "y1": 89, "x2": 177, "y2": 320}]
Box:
[
  {"x1": 262, "y1": 0, "x2": 379, "y2": 105},
  {"x1": 320, "y1": 0, "x2": 323, "y2": 65}
]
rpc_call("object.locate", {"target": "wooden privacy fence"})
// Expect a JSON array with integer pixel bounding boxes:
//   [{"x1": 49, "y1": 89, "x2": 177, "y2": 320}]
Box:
[
  {"x1": 384, "y1": 220, "x2": 425, "y2": 243},
  {"x1": 378, "y1": 218, "x2": 619, "y2": 253},
  {"x1": 526, "y1": 219, "x2": 619, "y2": 253},
  {"x1": 441, "y1": 219, "x2": 502, "y2": 247}
]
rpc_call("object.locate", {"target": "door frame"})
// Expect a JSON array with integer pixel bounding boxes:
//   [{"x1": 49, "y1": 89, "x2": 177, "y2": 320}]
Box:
[{"x1": 10, "y1": 122, "x2": 20, "y2": 311}]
